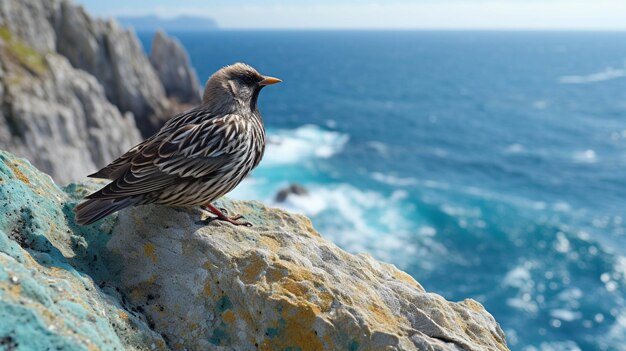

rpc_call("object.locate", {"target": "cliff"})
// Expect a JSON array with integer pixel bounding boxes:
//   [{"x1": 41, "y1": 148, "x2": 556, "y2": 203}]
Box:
[
  {"x1": 0, "y1": 0, "x2": 202, "y2": 184},
  {"x1": 150, "y1": 31, "x2": 202, "y2": 105},
  {"x1": 0, "y1": 151, "x2": 509, "y2": 350}
]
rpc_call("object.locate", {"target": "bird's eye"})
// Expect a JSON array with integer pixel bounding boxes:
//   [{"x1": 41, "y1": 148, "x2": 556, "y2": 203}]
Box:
[{"x1": 241, "y1": 74, "x2": 256, "y2": 85}]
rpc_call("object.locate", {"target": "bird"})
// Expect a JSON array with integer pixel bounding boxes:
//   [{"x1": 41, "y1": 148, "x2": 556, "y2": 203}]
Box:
[{"x1": 74, "y1": 63, "x2": 281, "y2": 226}]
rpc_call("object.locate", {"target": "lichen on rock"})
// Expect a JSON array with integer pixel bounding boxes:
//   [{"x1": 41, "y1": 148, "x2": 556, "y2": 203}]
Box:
[{"x1": 0, "y1": 150, "x2": 509, "y2": 350}]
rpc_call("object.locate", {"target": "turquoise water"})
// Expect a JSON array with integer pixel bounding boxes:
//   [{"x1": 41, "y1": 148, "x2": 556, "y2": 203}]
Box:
[{"x1": 138, "y1": 31, "x2": 626, "y2": 350}]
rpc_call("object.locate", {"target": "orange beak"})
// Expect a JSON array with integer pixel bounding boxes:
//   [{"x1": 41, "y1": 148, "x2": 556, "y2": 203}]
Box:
[{"x1": 259, "y1": 76, "x2": 282, "y2": 86}]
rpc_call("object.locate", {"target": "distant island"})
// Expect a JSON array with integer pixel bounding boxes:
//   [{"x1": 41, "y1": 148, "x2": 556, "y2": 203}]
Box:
[{"x1": 117, "y1": 15, "x2": 218, "y2": 32}]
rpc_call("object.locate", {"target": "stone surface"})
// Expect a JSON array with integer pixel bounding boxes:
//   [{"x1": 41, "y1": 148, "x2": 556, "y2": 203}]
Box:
[
  {"x1": 0, "y1": 150, "x2": 509, "y2": 351},
  {"x1": 55, "y1": 1, "x2": 171, "y2": 136},
  {"x1": 0, "y1": 0, "x2": 58, "y2": 53},
  {"x1": 0, "y1": 0, "x2": 180, "y2": 135},
  {"x1": 0, "y1": 30, "x2": 141, "y2": 185},
  {"x1": 0, "y1": 151, "x2": 166, "y2": 350},
  {"x1": 150, "y1": 31, "x2": 201, "y2": 105}
]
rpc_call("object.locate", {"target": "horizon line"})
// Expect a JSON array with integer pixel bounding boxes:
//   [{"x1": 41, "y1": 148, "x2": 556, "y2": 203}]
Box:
[{"x1": 123, "y1": 27, "x2": 626, "y2": 32}]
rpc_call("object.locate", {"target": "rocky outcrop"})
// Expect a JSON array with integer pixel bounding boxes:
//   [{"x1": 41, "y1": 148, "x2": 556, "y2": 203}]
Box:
[
  {"x1": 0, "y1": 0, "x2": 57, "y2": 53},
  {"x1": 150, "y1": 31, "x2": 201, "y2": 104},
  {"x1": 55, "y1": 2, "x2": 170, "y2": 135},
  {"x1": 0, "y1": 29, "x2": 141, "y2": 185},
  {"x1": 0, "y1": 151, "x2": 166, "y2": 350},
  {"x1": 0, "y1": 150, "x2": 509, "y2": 351},
  {"x1": 0, "y1": 0, "x2": 204, "y2": 183}
]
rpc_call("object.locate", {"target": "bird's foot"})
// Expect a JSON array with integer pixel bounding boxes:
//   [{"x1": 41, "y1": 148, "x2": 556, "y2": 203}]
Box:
[{"x1": 200, "y1": 203, "x2": 252, "y2": 227}]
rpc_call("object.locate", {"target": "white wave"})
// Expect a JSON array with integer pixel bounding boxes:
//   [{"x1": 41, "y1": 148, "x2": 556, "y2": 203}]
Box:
[
  {"x1": 503, "y1": 263, "x2": 540, "y2": 313},
  {"x1": 572, "y1": 149, "x2": 597, "y2": 163},
  {"x1": 550, "y1": 309, "x2": 582, "y2": 322},
  {"x1": 607, "y1": 308, "x2": 626, "y2": 346},
  {"x1": 503, "y1": 265, "x2": 532, "y2": 289},
  {"x1": 553, "y1": 232, "x2": 571, "y2": 253},
  {"x1": 261, "y1": 183, "x2": 427, "y2": 267},
  {"x1": 366, "y1": 141, "x2": 388, "y2": 155},
  {"x1": 263, "y1": 124, "x2": 349, "y2": 165},
  {"x1": 418, "y1": 226, "x2": 436, "y2": 237},
  {"x1": 504, "y1": 143, "x2": 525, "y2": 154},
  {"x1": 371, "y1": 172, "x2": 418, "y2": 186},
  {"x1": 557, "y1": 288, "x2": 583, "y2": 301},
  {"x1": 559, "y1": 65, "x2": 626, "y2": 84},
  {"x1": 537, "y1": 341, "x2": 582, "y2": 351}
]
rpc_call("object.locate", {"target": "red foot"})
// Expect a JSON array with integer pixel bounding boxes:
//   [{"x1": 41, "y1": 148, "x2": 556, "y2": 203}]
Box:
[{"x1": 201, "y1": 203, "x2": 252, "y2": 227}]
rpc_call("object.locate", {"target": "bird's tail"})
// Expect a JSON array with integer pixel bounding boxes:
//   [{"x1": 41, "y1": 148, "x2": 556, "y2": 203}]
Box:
[{"x1": 73, "y1": 197, "x2": 140, "y2": 225}]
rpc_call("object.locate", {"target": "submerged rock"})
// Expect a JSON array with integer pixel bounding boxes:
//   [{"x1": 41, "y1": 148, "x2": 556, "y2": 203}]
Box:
[
  {"x1": 275, "y1": 183, "x2": 309, "y2": 202},
  {"x1": 0, "y1": 150, "x2": 509, "y2": 350}
]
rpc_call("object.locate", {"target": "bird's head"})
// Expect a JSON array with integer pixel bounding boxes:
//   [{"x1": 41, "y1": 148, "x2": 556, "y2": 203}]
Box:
[{"x1": 202, "y1": 63, "x2": 281, "y2": 114}]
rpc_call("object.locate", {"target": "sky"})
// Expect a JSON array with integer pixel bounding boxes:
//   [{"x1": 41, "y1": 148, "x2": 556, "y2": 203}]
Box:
[{"x1": 73, "y1": 0, "x2": 626, "y2": 30}]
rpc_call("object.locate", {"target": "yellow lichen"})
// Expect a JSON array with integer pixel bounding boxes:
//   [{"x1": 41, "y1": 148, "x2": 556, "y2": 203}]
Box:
[
  {"x1": 393, "y1": 270, "x2": 421, "y2": 289},
  {"x1": 222, "y1": 309, "x2": 236, "y2": 324},
  {"x1": 144, "y1": 243, "x2": 157, "y2": 263},
  {"x1": 259, "y1": 235, "x2": 281, "y2": 252},
  {"x1": 367, "y1": 302, "x2": 397, "y2": 331},
  {"x1": 281, "y1": 279, "x2": 308, "y2": 297},
  {"x1": 8, "y1": 162, "x2": 30, "y2": 185},
  {"x1": 202, "y1": 280, "x2": 213, "y2": 297},
  {"x1": 241, "y1": 254, "x2": 266, "y2": 284},
  {"x1": 259, "y1": 300, "x2": 324, "y2": 351},
  {"x1": 0, "y1": 281, "x2": 22, "y2": 299}
]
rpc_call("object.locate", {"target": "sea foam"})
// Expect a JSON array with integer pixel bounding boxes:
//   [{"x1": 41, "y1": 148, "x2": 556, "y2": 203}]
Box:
[
  {"x1": 559, "y1": 65, "x2": 626, "y2": 84},
  {"x1": 263, "y1": 124, "x2": 349, "y2": 165}
]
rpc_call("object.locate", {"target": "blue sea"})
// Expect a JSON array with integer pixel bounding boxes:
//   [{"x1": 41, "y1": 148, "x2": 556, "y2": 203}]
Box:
[{"x1": 138, "y1": 31, "x2": 626, "y2": 350}]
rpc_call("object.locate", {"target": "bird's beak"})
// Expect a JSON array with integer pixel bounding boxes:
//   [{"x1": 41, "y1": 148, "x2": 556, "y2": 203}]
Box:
[{"x1": 259, "y1": 76, "x2": 282, "y2": 86}]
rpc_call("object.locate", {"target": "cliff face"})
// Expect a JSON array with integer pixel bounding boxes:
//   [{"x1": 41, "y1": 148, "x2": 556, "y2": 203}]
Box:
[
  {"x1": 54, "y1": 2, "x2": 170, "y2": 135},
  {"x1": 150, "y1": 31, "x2": 202, "y2": 105},
  {"x1": 0, "y1": 151, "x2": 510, "y2": 351},
  {"x1": 0, "y1": 28, "x2": 142, "y2": 184},
  {"x1": 0, "y1": 0, "x2": 202, "y2": 184}
]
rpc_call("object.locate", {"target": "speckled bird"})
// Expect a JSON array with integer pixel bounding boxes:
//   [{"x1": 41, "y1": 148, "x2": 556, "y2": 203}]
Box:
[{"x1": 74, "y1": 63, "x2": 281, "y2": 226}]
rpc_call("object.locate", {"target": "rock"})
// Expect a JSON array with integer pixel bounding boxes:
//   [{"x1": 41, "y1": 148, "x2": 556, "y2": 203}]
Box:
[
  {"x1": 150, "y1": 31, "x2": 201, "y2": 104},
  {"x1": 0, "y1": 0, "x2": 203, "y2": 138},
  {"x1": 0, "y1": 150, "x2": 509, "y2": 351},
  {"x1": 0, "y1": 151, "x2": 166, "y2": 350},
  {"x1": 275, "y1": 183, "x2": 309, "y2": 202},
  {"x1": 0, "y1": 0, "x2": 57, "y2": 53},
  {"x1": 0, "y1": 31, "x2": 141, "y2": 185},
  {"x1": 0, "y1": 0, "x2": 206, "y2": 183},
  {"x1": 55, "y1": 1, "x2": 170, "y2": 136}
]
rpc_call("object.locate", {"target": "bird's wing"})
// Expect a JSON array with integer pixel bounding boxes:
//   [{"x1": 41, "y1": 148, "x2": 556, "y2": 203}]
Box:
[
  {"x1": 86, "y1": 115, "x2": 244, "y2": 200},
  {"x1": 87, "y1": 138, "x2": 153, "y2": 179},
  {"x1": 88, "y1": 106, "x2": 216, "y2": 180}
]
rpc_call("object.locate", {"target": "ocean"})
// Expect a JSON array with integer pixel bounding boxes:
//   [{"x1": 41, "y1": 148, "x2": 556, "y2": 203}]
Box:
[{"x1": 137, "y1": 31, "x2": 626, "y2": 350}]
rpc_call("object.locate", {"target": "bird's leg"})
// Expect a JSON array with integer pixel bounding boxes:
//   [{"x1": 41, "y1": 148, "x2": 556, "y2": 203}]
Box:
[{"x1": 201, "y1": 203, "x2": 251, "y2": 226}]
